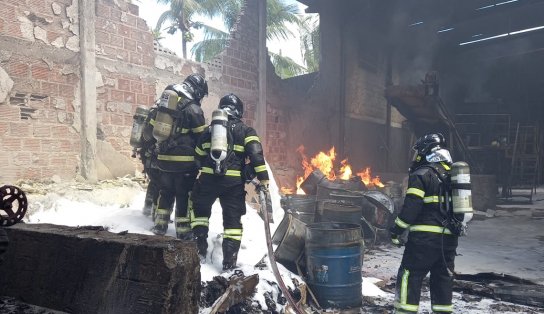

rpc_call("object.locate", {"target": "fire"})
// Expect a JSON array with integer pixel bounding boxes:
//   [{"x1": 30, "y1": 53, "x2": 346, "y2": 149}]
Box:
[
  {"x1": 283, "y1": 145, "x2": 384, "y2": 194},
  {"x1": 357, "y1": 167, "x2": 385, "y2": 188}
]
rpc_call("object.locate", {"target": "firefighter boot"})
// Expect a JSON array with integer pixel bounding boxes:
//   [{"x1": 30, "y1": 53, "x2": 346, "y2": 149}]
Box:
[
  {"x1": 193, "y1": 226, "x2": 209, "y2": 262},
  {"x1": 175, "y1": 217, "x2": 193, "y2": 240},
  {"x1": 142, "y1": 193, "x2": 154, "y2": 217},
  {"x1": 222, "y1": 238, "x2": 241, "y2": 271}
]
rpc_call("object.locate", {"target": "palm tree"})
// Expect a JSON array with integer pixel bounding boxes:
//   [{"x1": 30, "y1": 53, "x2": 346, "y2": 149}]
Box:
[
  {"x1": 299, "y1": 14, "x2": 320, "y2": 73},
  {"x1": 155, "y1": 0, "x2": 227, "y2": 58},
  {"x1": 269, "y1": 50, "x2": 306, "y2": 79},
  {"x1": 191, "y1": 0, "x2": 307, "y2": 79}
]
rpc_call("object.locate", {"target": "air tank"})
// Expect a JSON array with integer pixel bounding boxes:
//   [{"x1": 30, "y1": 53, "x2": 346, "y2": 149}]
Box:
[
  {"x1": 129, "y1": 105, "x2": 149, "y2": 148},
  {"x1": 152, "y1": 90, "x2": 179, "y2": 142},
  {"x1": 210, "y1": 109, "x2": 229, "y2": 174}
]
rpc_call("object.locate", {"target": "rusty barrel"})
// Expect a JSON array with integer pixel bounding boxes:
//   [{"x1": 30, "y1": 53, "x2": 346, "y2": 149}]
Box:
[
  {"x1": 273, "y1": 195, "x2": 316, "y2": 245},
  {"x1": 305, "y1": 222, "x2": 363, "y2": 309},
  {"x1": 315, "y1": 200, "x2": 362, "y2": 225},
  {"x1": 273, "y1": 215, "x2": 308, "y2": 274}
]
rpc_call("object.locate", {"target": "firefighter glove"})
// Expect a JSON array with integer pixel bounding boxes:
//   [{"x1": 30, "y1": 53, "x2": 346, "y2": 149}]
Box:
[
  {"x1": 391, "y1": 233, "x2": 404, "y2": 247},
  {"x1": 258, "y1": 179, "x2": 270, "y2": 192}
]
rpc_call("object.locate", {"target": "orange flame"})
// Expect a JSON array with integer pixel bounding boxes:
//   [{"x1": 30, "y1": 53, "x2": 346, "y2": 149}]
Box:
[
  {"x1": 282, "y1": 146, "x2": 384, "y2": 194},
  {"x1": 357, "y1": 167, "x2": 385, "y2": 188}
]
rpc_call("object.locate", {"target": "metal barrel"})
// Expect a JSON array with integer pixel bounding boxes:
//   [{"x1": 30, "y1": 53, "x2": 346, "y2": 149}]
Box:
[
  {"x1": 315, "y1": 199, "x2": 362, "y2": 224},
  {"x1": 273, "y1": 215, "x2": 308, "y2": 274},
  {"x1": 273, "y1": 195, "x2": 316, "y2": 245},
  {"x1": 305, "y1": 222, "x2": 363, "y2": 309}
]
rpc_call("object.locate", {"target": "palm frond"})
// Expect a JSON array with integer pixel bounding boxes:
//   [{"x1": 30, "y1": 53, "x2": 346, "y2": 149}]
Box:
[
  {"x1": 191, "y1": 38, "x2": 230, "y2": 62},
  {"x1": 266, "y1": 0, "x2": 300, "y2": 41},
  {"x1": 269, "y1": 51, "x2": 306, "y2": 79}
]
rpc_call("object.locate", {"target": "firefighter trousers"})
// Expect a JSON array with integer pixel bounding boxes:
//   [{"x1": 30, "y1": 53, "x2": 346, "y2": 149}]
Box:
[
  {"x1": 143, "y1": 167, "x2": 160, "y2": 216},
  {"x1": 190, "y1": 176, "x2": 246, "y2": 261},
  {"x1": 154, "y1": 170, "x2": 196, "y2": 238},
  {"x1": 395, "y1": 239, "x2": 456, "y2": 313}
]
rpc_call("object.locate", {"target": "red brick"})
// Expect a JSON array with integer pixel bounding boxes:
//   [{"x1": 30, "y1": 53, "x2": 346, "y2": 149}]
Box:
[
  {"x1": 21, "y1": 167, "x2": 41, "y2": 179},
  {"x1": 96, "y1": 3, "x2": 110, "y2": 18},
  {"x1": 50, "y1": 157, "x2": 67, "y2": 166},
  {"x1": 118, "y1": 24, "x2": 131, "y2": 37},
  {"x1": 130, "y1": 81, "x2": 142, "y2": 93},
  {"x1": 128, "y1": 3, "x2": 139, "y2": 15},
  {"x1": 0, "y1": 105, "x2": 20, "y2": 120},
  {"x1": 41, "y1": 139, "x2": 61, "y2": 152},
  {"x1": 10, "y1": 62, "x2": 29, "y2": 78},
  {"x1": 111, "y1": 8, "x2": 121, "y2": 21},
  {"x1": 142, "y1": 55, "x2": 154, "y2": 67},
  {"x1": 32, "y1": 152, "x2": 49, "y2": 166},
  {"x1": 96, "y1": 30, "x2": 109, "y2": 44},
  {"x1": 137, "y1": 18, "x2": 148, "y2": 31},
  {"x1": 125, "y1": 14, "x2": 137, "y2": 27},
  {"x1": 23, "y1": 138, "x2": 41, "y2": 151},
  {"x1": 47, "y1": 31, "x2": 61, "y2": 43},
  {"x1": 130, "y1": 52, "x2": 142, "y2": 65},
  {"x1": 1, "y1": 138, "x2": 22, "y2": 150},
  {"x1": 58, "y1": 84, "x2": 75, "y2": 98},
  {"x1": 41, "y1": 82, "x2": 59, "y2": 95},
  {"x1": 123, "y1": 37, "x2": 136, "y2": 51},
  {"x1": 110, "y1": 89, "x2": 124, "y2": 102},
  {"x1": 58, "y1": 139, "x2": 72, "y2": 151},
  {"x1": 116, "y1": 48, "x2": 129, "y2": 61},
  {"x1": 129, "y1": 28, "x2": 144, "y2": 41},
  {"x1": 6, "y1": 23, "x2": 21, "y2": 38},
  {"x1": 51, "y1": 125, "x2": 69, "y2": 137},
  {"x1": 33, "y1": 125, "x2": 52, "y2": 137},
  {"x1": 136, "y1": 93, "x2": 147, "y2": 104},
  {"x1": 111, "y1": 114, "x2": 123, "y2": 125},
  {"x1": 110, "y1": 34, "x2": 124, "y2": 48},
  {"x1": 31, "y1": 65, "x2": 50, "y2": 80},
  {"x1": 9, "y1": 122, "x2": 31, "y2": 137},
  {"x1": 117, "y1": 78, "x2": 130, "y2": 91},
  {"x1": 0, "y1": 5, "x2": 16, "y2": 20},
  {"x1": 102, "y1": 45, "x2": 117, "y2": 57},
  {"x1": 28, "y1": 0, "x2": 47, "y2": 12},
  {"x1": 123, "y1": 91, "x2": 135, "y2": 103}
]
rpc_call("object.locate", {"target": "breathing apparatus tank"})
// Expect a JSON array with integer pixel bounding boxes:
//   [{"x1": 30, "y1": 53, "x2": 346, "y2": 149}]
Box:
[
  {"x1": 210, "y1": 109, "x2": 229, "y2": 174},
  {"x1": 129, "y1": 105, "x2": 150, "y2": 148},
  {"x1": 152, "y1": 90, "x2": 179, "y2": 142},
  {"x1": 451, "y1": 161, "x2": 474, "y2": 226}
]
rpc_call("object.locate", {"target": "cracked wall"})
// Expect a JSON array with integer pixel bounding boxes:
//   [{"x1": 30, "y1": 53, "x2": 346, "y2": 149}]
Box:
[{"x1": 0, "y1": 0, "x2": 262, "y2": 182}]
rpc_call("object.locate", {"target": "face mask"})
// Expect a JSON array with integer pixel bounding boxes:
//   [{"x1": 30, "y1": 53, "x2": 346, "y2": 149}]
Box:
[{"x1": 426, "y1": 148, "x2": 452, "y2": 163}]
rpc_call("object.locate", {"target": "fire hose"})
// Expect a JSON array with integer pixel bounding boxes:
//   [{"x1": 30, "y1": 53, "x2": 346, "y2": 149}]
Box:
[{"x1": 253, "y1": 180, "x2": 304, "y2": 314}]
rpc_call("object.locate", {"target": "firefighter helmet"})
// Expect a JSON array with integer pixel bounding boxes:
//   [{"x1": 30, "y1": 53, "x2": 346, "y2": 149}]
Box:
[
  {"x1": 219, "y1": 93, "x2": 244, "y2": 119},
  {"x1": 413, "y1": 133, "x2": 446, "y2": 156},
  {"x1": 183, "y1": 74, "x2": 208, "y2": 101}
]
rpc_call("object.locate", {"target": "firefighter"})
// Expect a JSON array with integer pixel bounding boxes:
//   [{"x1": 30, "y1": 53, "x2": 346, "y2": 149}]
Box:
[
  {"x1": 151, "y1": 74, "x2": 208, "y2": 239},
  {"x1": 191, "y1": 93, "x2": 270, "y2": 271},
  {"x1": 390, "y1": 133, "x2": 465, "y2": 314},
  {"x1": 139, "y1": 102, "x2": 160, "y2": 218}
]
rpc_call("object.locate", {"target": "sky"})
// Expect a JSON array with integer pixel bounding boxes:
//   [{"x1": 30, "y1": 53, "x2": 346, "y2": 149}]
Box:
[{"x1": 135, "y1": 0, "x2": 309, "y2": 65}]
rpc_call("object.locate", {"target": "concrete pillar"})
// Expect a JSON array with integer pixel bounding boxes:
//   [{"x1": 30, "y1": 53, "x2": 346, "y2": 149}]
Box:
[
  {"x1": 79, "y1": 0, "x2": 98, "y2": 182},
  {"x1": 257, "y1": 0, "x2": 267, "y2": 147}
]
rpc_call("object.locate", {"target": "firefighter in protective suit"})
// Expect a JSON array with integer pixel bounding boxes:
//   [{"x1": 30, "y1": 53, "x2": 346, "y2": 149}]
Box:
[
  {"x1": 151, "y1": 75, "x2": 208, "y2": 239},
  {"x1": 139, "y1": 102, "x2": 160, "y2": 218},
  {"x1": 191, "y1": 93, "x2": 270, "y2": 271},
  {"x1": 390, "y1": 133, "x2": 466, "y2": 314}
]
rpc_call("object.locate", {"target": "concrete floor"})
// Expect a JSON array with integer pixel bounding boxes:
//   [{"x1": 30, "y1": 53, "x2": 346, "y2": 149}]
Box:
[{"x1": 457, "y1": 215, "x2": 544, "y2": 284}]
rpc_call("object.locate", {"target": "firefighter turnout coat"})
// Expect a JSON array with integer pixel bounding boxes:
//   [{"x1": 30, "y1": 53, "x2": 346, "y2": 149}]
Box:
[{"x1": 390, "y1": 161, "x2": 458, "y2": 314}]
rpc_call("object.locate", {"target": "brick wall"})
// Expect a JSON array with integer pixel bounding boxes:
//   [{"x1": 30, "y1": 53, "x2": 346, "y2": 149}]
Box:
[
  {"x1": 0, "y1": 0, "x2": 80, "y2": 181},
  {"x1": 0, "y1": 0, "x2": 263, "y2": 182}
]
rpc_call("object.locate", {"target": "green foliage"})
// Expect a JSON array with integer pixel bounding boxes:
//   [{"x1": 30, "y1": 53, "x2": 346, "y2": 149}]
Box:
[{"x1": 157, "y1": 0, "x2": 320, "y2": 78}]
